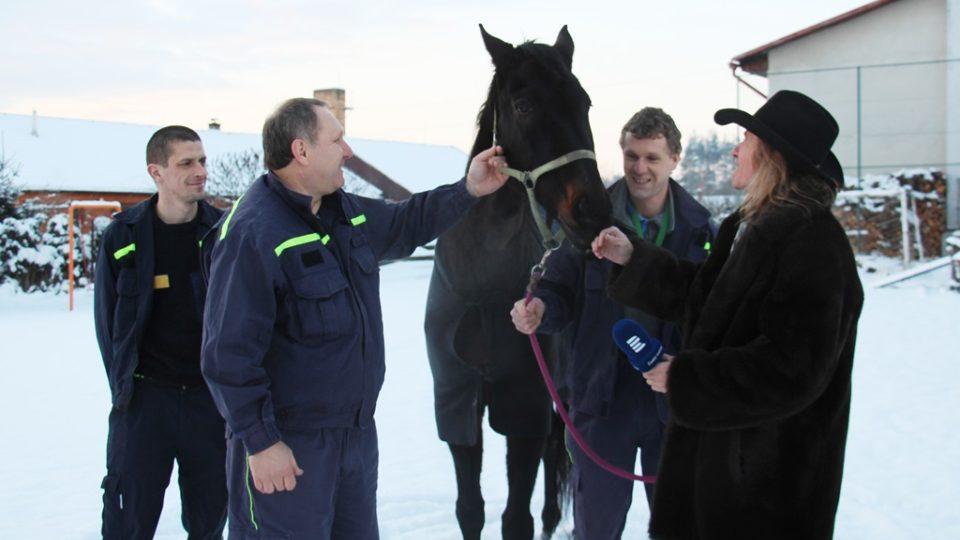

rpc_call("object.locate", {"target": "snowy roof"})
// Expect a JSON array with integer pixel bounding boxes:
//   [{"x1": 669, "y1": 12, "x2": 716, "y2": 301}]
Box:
[
  {"x1": 0, "y1": 112, "x2": 467, "y2": 195},
  {"x1": 347, "y1": 138, "x2": 468, "y2": 194}
]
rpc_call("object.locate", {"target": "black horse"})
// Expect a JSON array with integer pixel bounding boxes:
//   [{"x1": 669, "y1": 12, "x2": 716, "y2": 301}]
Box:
[{"x1": 425, "y1": 25, "x2": 612, "y2": 540}]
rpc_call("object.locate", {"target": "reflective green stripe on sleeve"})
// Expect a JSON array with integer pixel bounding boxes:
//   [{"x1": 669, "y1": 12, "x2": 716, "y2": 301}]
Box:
[
  {"x1": 113, "y1": 243, "x2": 136, "y2": 260},
  {"x1": 350, "y1": 214, "x2": 367, "y2": 226},
  {"x1": 274, "y1": 232, "x2": 330, "y2": 256},
  {"x1": 219, "y1": 193, "x2": 246, "y2": 241},
  {"x1": 244, "y1": 452, "x2": 259, "y2": 531}
]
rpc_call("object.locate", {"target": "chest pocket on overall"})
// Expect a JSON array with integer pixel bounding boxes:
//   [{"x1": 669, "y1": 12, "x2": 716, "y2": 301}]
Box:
[
  {"x1": 288, "y1": 264, "x2": 353, "y2": 346},
  {"x1": 583, "y1": 260, "x2": 605, "y2": 291},
  {"x1": 581, "y1": 259, "x2": 607, "y2": 316},
  {"x1": 350, "y1": 236, "x2": 378, "y2": 277}
]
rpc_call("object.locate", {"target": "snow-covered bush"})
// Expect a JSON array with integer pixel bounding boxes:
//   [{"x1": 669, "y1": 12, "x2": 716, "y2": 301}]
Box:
[
  {"x1": 0, "y1": 159, "x2": 20, "y2": 221},
  {"x1": 0, "y1": 211, "x2": 86, "y2": 293},
  {"x1": 0, "y1": 159, "x2": 84, "y2": 292},
  {"x1": 1, "y1": 213, "x2": 61, "y2": 292}
]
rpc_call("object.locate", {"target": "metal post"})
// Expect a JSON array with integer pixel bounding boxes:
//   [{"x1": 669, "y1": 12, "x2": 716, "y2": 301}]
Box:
[
  {"x1": 900, "y1": 187, "x2": 911, "y2": 268},
  {"x1": 67, "y1": 201, "x2": 122, "y2": 312},
  {"x1": 856, "y1": 65, "x2": 864, "y2": 253},
  {"x1": 68, "y1": 206, "x2": 75, "y2": 311},
  {"x1": 911, "y1": 190, "x2": 925, "y2": 261},
  {"x1": 947, "y1": 3, "x2": 960, "y2": 229}
]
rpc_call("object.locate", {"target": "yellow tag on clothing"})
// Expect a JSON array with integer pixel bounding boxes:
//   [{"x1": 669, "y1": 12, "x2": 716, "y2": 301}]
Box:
[{"x1": 153, "y1": 274, "x2": 170, "y2": 289}]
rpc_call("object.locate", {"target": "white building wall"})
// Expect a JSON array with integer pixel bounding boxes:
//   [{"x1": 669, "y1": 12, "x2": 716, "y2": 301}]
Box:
[
  {"x1": 773, "y1": 0, "x2": 944, "y2": 68},
  {"x1": 764, "y1": 0, "x2": 950, "y2": 202}
]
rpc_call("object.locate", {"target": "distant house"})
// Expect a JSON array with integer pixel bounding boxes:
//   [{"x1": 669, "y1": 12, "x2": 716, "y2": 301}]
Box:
[
  {"x1": 0, "y1": 110, "x2": 468, "y2": 212},
  {"x1": 729, "y1": 0, "x2": 960, "y2": 229}
]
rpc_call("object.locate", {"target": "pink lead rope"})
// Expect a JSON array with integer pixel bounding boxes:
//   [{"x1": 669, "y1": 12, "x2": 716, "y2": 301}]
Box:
[{"x1": 523, "y1": 250, "x2": 655, "y2": 484}]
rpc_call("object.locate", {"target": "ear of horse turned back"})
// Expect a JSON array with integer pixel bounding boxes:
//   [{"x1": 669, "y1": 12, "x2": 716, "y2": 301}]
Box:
[
  {"x1": 479, "y1": 24, "x2": 514, "y2": 68},
  {"x1": 554, "y1": 25, "x2": 574, "y2": 68}
]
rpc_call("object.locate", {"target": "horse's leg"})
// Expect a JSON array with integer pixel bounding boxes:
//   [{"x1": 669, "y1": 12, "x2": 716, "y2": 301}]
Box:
[
  {"x1": 540, "y1": 411, "x2": 570, "y2": 538},
  {"x1": 502, "y1": 434, "x2": 546, "y2": 540},
  {"x1": 449, "y1": 436, "x2": 485, "y2": 540}
]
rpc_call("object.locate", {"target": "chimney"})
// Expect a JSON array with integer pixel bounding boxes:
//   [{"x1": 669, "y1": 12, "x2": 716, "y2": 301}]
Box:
[
  {"x1": 208, "y1": 118, "x2": 221, "y2": 131},
  {"x1": 313, "y1": 88, "x2": 347, "y2": 131},
  {"x1": 31, "y1": 109, "x2": 39, "y2": 137}
]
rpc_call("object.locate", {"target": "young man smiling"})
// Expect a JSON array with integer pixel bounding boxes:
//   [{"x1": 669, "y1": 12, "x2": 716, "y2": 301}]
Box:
[
  {"x1": 511, "y1": 108, "x2": 715, "y2": 539},
  {"x1": 94, "y1": 125, "x2": 227, "y2": 539}
]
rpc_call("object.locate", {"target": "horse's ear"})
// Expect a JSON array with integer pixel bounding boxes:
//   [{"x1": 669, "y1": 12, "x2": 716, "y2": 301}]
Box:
[
  {"x1": 554, "y1": 25, "x2": 574, "y2": 68},
  {"x1": 480, "y1": 24, "x2": 514, "y2": 68}
]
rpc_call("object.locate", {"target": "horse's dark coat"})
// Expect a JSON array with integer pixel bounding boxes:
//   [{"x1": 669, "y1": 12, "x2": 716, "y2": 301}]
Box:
[{"x1": 424, "y1": 25, "x2": 612, "y2": 539}]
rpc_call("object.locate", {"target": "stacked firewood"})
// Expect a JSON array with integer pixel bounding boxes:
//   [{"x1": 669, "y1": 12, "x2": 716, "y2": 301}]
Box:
[{"x1": 833, "y1": 171, "x2": 947, "y2": 259}]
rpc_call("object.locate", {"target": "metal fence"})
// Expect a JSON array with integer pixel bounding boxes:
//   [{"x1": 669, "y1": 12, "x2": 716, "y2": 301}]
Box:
[{"x1": 749, "y1": 57, "x2": 960, "y2": 230}]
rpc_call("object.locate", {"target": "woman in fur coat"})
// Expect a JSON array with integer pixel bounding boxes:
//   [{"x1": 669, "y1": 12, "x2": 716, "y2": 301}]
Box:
[{"x1": 591, "y1": 90, "x2": 864, "y2": 540}]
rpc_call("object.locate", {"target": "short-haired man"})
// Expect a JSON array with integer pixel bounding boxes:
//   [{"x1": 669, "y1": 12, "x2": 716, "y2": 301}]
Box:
[
  {"x1": 201, "y1": 98, "x2": 508, "y2": 539},
  {"x1": 94, "y1": 126, "x2": 227, "y2": 539},
  {"x1": 511, "y1": 108, "x2": 716, "y2": 539}
]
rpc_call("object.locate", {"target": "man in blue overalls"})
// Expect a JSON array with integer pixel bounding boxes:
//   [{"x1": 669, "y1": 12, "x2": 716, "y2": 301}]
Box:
[
  {"x1": 94, "y1": 126, "x2": 227, "y2": 539},
  {"x1": 201, "y1": 98, "x2": 508, "y2": 539},
  {"x1": 511, "y1": 108, "x2": 716, "y2": 539}
]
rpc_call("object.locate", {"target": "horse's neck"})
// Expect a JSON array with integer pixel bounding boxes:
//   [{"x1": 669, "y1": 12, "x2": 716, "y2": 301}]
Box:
[
  {"x1": 464, "y1": 182, "x2": 532, "y2": 247},
  {"x1": 433, "y1": 108, "x2": 548, "y2": 297},
  {"x1": 436, "y1": 182, "x2": 544, "y2": 299}
]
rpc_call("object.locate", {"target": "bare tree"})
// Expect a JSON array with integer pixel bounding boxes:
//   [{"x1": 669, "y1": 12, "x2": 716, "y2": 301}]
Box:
[
  {"x1": 679, "y1": 132, "x2": 737, "y2": 196},
  {"x1": 342, "y1": 168, "x2": 384, "y2": 199},
  {"x1": 206, "y1": 149, "x2": 265, "y2": 201},
  {"x1": 207, "y1": 149, "x2": 385, "y2": 201}
]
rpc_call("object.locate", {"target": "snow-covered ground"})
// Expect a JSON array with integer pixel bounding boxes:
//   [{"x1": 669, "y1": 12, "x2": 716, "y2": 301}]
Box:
[{"x1": 0, "y1": 256, "x2": 957, "y2": 539}]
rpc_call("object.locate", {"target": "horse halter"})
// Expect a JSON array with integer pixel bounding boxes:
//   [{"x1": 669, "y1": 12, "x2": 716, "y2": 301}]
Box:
[{"x1": 492, "y1": 107, "x2": 597, "y2": 251}]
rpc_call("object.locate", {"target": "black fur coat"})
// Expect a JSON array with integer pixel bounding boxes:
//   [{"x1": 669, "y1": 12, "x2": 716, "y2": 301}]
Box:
[{"x1": 608, "y1": 204, "x2": 863, "y2": 539}]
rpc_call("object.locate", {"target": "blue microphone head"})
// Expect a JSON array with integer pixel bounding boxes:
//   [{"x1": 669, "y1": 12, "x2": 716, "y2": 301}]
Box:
[{"x1": 612, "y1": 319, "x2": 664, "y2": 373}]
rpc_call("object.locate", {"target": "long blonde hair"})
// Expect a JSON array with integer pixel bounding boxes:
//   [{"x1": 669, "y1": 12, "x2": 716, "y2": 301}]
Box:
[{"x1": 740, "y1": 139, "x2": 837, "y2": 222}]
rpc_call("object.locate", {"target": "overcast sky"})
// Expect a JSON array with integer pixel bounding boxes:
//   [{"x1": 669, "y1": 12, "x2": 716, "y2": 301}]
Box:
[{"x1": 2, "y1": 0, "x2": 870, "y2": 177}]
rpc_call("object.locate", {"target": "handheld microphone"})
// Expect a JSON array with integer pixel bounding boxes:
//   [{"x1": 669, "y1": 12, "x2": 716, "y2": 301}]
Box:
[{"x1": 612, "y1": 319, "x2": 664, "y2": 373}]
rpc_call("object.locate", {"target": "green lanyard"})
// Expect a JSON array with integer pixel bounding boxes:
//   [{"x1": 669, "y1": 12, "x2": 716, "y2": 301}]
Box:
[{"x1": 631, "y1": 201, "x2": 671, "y2": 247}]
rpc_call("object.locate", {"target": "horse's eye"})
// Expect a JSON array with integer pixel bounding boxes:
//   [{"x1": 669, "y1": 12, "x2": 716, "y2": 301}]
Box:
[
  {"x1": 576, "y1": 196, "x2": 589, "y2": 217},
  {"x1": 513, "y1": 98, "x2": 533, "y2": 116}
]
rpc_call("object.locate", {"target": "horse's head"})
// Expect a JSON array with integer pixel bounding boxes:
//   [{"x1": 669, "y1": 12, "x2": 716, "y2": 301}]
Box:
[{"x1": 475, "y1": 25, "x2": 612, "y2": 250}]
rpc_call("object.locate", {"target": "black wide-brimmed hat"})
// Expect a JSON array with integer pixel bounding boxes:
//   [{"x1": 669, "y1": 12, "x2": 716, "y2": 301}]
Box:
[
  {"x1": 819, "y1": 152, "x2": 845, "y2": 189},
  {"x1": 715, "y1": 90, "x2": 841, "y2": 189}
]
